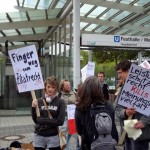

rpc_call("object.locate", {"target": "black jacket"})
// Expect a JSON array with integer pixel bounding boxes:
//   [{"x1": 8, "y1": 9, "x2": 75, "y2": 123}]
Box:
[
  {"x1": 102, "y1": 83, "x2": 109, "y2": 100},
  {"x1": 75, "y1": 102, "x2": 118, "y2": 149},
  {"x1": 31, "y1": 96, "x2": 65, "y2": 137}
]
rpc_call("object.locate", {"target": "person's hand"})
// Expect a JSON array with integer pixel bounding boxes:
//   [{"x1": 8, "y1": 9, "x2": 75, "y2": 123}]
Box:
[
  {"x1": 134, "y1": 121, "x2": 144, "y2": 129},
  {"x1": 32, "y1": 99, "x2": 38, "y2": 107},
  {"x1": 125, "y1": 107, "x2": 136, "y2": 116}
]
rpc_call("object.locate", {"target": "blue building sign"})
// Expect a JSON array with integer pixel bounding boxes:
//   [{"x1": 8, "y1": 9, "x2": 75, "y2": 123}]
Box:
[{"x1": 114, "y1": 36, "x2": 120, "y2": 42}]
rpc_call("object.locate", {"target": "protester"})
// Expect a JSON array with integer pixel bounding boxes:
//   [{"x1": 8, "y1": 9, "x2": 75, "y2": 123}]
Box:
[
  {"x1": 75, "y1": 76, "x2": 118, "y2": 150},
  {"x1": 31, "y1": 76, "x2": 65, "y2": 150},
  {"x1": 97, "y1": 71, "x2": 109, "y2": 100},
  {"x1": 115, "y1": 59, "x2": 150, "y2": 150},
  {"x1": 115, "y1": 77, "x2": 124, "y2": 98},
  {"x1": 58, "y1": 79, "x2": 80, "y2": 150}
]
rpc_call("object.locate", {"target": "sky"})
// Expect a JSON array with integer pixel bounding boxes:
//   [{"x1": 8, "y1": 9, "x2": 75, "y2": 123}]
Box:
[{"x1": 0, "y1": 0, "x2": 18, "y2": 13}]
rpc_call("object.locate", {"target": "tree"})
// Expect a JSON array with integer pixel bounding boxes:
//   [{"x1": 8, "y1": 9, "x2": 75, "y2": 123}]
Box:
[
  {"x1": 92, "y1": 47, "x2": 138, "y2": 64},
  {"x1": 80, "y1": 50, "x2": 88, "y2": 68}
]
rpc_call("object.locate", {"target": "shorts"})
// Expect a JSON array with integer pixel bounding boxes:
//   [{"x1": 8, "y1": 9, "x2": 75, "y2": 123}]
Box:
[{"x1": 33, "y1": 134, "x2": 60, "y2": 148}]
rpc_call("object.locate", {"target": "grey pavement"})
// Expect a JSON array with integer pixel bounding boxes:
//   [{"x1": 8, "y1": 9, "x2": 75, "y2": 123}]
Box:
[
  {"x1": 0, "y1": 115, "x2": 77, "y2": 149},
  {"x1": 0, "y1": 115, "x2": 149, "y2": 150},
  {"x1": 0, "y1": 116, "x2": 34, "y2": 148}
]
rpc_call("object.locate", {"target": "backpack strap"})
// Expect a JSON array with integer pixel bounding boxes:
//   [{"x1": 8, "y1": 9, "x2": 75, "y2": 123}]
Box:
[
  {"x1": 58, "y1": 92, "x2": 62, "y2": 98},
  {"x1": 42, "y1": 98, "x2": 53, "y2": 119}
]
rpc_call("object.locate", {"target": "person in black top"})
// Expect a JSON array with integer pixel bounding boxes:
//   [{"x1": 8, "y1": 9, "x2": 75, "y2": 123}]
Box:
[
  {"x1": 75, "y1": 76, "x2": 118, "y2": 150},
  {"x1": 97, "y1": 71, "x2": 109, "y2": 100},
  {"x1": 31, "y1": 76, "x2": 65, "y2": 150}
]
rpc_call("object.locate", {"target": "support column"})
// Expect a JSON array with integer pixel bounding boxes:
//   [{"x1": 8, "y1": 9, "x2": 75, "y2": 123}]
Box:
[
  {"x1": 73, "y1": 0, "x2": 80, "y2": 89},
  {"x1": 88, "y1": 50, "x2": 92, "y2": 62},
  {"x1": 138, "y1": 51, "x2": 142, "y2": 65}
]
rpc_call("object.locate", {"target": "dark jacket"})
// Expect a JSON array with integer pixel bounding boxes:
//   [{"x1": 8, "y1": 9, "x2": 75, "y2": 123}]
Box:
[
  {"x1": 31, "y1": 96, "x2": 65, "y2": 137},
  {"x1": 75, "y1": 102, "x2": 118, "y2": 149},
  {"x1": 102, "y1": 83, "x2": 109, "y2": 100}
]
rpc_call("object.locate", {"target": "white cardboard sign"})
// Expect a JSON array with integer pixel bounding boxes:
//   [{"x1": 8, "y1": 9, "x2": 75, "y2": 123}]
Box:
[
  {"x1": 139, "y1": 60, "x2": 150, "y2": 70},
  {"x1": 118, "y1": 63, "x2": 150, "y2": 116},
  {"x1": 67, "y1": 104, "x2": 76, "y2": 120},
  {"x1": 8, "y1": 45, "x2": 44, "y2": 93},
  {"x1": 81, "y1": 61, "x2": 95, "y2": 82}
]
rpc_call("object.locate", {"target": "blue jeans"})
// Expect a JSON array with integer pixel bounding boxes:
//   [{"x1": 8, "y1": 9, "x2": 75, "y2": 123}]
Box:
[
  {"x1": 59, "y1": 117, "x2": 80, "y2": 150},
  {"x1": 125, "y1": 138, "x2": 149, "y2": 150}
]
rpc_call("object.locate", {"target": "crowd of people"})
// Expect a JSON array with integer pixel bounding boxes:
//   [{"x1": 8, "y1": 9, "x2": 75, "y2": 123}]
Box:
[{"x1": 30, "y1": 59, "x2": 150, "y2": 150}]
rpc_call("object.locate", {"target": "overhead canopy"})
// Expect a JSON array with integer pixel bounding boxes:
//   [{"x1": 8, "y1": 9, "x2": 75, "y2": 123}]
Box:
[{"x1": 0, "y1": 0, "x2": 150, "y2": 52}]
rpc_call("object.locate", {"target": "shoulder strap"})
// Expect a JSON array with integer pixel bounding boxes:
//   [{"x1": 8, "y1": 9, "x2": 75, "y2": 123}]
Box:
[
  {"x1": 58, "y1": 92, "x2": 62, "y2": 98},
  {"x1": 42, "y1": 98, "x2": 53, "y2": 119}
]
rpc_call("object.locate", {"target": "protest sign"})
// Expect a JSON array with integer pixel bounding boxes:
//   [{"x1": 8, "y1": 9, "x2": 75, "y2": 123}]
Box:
[
  {"x1": 139, "y1": 60, "x2": 150, "y2": 70},
  {"x1": 81, "y1": 65, "x2": 87, "y2": 82},
  {"x1": 118, "y1": 63, "x2": 150, "y2": 116},
  {"x1": 81, "y1": 61, "x2": 95, "y2": 82},
  {"x1": 8, "y1": 45, "x2": 44, "y2": 93},
  {"x1": 67, "y1": 104, "x2": 76, "y2": 134}
]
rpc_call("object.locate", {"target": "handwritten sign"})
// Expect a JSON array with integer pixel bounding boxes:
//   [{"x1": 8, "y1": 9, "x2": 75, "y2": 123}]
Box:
[
  {"x1": 86, "y1": 61, "x2": 95, "y2": 78},
  {"x1": 139, "y1": 60, "x2": 150, "y2": 70},
  {"x1": 8, "y1": 45, "x2": 44, "y2": 93},
  {"x1": 81, "y1": 65, "x2": 87, "y2": 82},
  {"x1": 67, "y1": 104, "x2": 76, "y2": 119},
  {"x1": 118, "y1": 63, "x2": 150, "y2": 116},
  {"x1": 67, "y1": 104, "x2": 76, "y2": 134},
  {"x1": 81, "y1": 61, "x2": 95, "y2": 82}
]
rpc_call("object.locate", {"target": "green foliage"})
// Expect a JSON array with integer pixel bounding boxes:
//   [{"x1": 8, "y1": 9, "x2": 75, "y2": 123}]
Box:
[
  {"x1": 142, "y1": 51, "x2": 150, "y2": 58},
  {"x1": 95, "y1": 62, "x2": 116, "y2": 79},
  {"x1": 92, "y1": 47, "x2": 138, "y2": 64},
  {"x1": 80, "y1": 50, "x2": 88, "y2": 68}
]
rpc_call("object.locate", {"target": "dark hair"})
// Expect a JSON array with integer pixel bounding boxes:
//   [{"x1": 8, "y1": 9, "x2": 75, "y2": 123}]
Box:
[
  {"x1": 98, "y1": 71, "x2": 105, "y2": 77},
  {"x1": 116, "y1": 59, "x2": 131, "y2": 72},
  {"x1": 77, "y1": 76, "x2": 105, "y2": 111},
  {"x1": 10, "y1": 141, "x2": 22, "y2": 148},
  {"x1": 44, "y1": 76, "x2": 59, "y2": 92}
]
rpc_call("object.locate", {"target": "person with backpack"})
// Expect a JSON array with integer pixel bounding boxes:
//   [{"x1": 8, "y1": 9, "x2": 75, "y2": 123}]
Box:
[
  {"x1": 58, "y1": 79, "x2": 80, "y2": 150},
  {"x1": 115, "y1": 59, "x2": 150, "y2": 150},
  {"x1": 75, "y1": 76, "x2": 118, "y2": 150}
]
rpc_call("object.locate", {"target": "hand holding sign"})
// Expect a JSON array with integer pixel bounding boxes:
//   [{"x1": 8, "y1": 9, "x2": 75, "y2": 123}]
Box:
[
  {"x1": 31, "y1": 90, "x2": 40, "y2": 117},
  {"x1": 118, "y1": 64, "x2": 150, "y2": 116}
]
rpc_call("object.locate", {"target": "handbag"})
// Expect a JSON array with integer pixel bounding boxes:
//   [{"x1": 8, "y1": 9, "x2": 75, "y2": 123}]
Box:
[
  {"x1": 22, "y1": 142, "x2": 34, "y2": 150},
  {"x1": 42, "y1": 99, "x2": 67, "y2": 150}
]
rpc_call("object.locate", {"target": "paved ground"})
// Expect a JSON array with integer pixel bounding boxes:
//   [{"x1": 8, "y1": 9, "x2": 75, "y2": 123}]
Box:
[
  {"x1": 0, "y1": 115, "x2": 149, "y2": 150},
  {"x1": 0, "y1": 116, "x2": 77, "y2": 149}
]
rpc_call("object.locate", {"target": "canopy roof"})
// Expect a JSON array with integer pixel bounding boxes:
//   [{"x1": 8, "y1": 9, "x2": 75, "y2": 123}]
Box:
[{"x1": 0, "y1": 0, "x2": 149, "y2": 52}]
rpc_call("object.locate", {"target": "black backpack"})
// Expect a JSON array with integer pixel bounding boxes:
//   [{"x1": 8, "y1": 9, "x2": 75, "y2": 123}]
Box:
[{"x1": 83, "y1": 103, "x2": 116, "y2": 150}]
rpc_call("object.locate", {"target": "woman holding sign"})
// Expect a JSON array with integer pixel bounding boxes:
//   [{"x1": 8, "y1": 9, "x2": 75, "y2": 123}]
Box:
[
  {"x1": 115, "y1": 59, "x2": 150, "y2": 150},
  {"x1": 31, "y1": 76, "x2": 65, "y2": 150}
]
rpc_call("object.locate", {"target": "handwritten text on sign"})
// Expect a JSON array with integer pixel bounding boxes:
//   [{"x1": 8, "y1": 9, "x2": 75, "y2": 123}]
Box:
[
  {"x1": 67, "y1": 104, "x2": 76, "y2": 120},
  {"x1": 8, "y1": 45, "x2": 44, "y2": 93},
  {"x1": 118, "y1": 64, "x2": 150, "y2": 116}
]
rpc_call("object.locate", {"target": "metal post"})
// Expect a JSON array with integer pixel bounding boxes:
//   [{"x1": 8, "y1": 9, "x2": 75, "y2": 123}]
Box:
[{"x1": 73, "y1": 0, "x2": 80, "y2": 89}]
